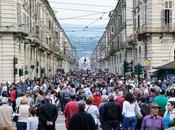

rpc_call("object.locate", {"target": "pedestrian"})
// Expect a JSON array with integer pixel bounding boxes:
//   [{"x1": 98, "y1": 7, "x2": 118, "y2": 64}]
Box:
[
  {"x1": 60, "y1": 86, "x2": 71, "y2": 112},
  {"x1": 68, "y1": 100, "x2": 96, "y2": 130},
  {"x1": 122, "y1": 93, "x2": 137, "y2": 130},
  {"x1": 93, "y1": 87, "x2": 102, "y2": 107},
  {"x1": 38, "y1": 94, "x2": 58, "y2": 130},
  {"x1": 64, "y1": 94, "x2": 78, "y2": 129},
  {"x1": 76, "y1": 89, "x2": 86, "y2": 101},
  {"x1": 141, "y1": 103, "x2": 165, "y2": 130},
  {"x1": 34, "y1": 90, "x2": 43, "y2": 107},
  {"x1": 17, "y1": 97, "x2": 30, "y2": 130},
  {"x1": 153, "y1": 89, "x2": 168, "y2": 117},
  {"x1": 98, "y1": 95, "x2": 108, "y2": 129},
  {"x1": 101, "y1": 94, "x2": 122, "y2": 130},
  {"x1": 25, "y1": 91, "x2": 34, "y2": 107},
  {"x1": 136, "y1": 96, "x2": 149, "y2": 130},
  {"x1": 85, "y1": 96, "x2": 100, "y2": 129},
  {"x1": 27, "y1": 107, "x2": 39, "y2": 130},
  {"x1": 9, "y1": 85, "x2": 16, "y2": 112},
  {"x1": 0, "y1": 97, "x2": 13, "y2": 130},
  {"x1": 16, "y1": 93, "x2": 25, "y2": 108},
  {"x1": 163, "y1": 101, "x2": 175, "y2": 129},
  {"x1": 50, "y1": 90, "x2": 57, "y2": 105}
]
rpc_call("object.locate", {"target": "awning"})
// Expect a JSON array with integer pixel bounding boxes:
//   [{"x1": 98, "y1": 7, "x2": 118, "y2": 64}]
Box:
[{"x1": 155, "y1": 61, "x2": 175, "y2": 70}]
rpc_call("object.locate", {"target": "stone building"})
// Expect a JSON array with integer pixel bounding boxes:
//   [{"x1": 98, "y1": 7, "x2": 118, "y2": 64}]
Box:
[
  {"x1": 0, "y1": 0, "x2": 76, "y2": 83},
  {"x1": 93, "y1": 0, "x2": 175, "y2": 78}
]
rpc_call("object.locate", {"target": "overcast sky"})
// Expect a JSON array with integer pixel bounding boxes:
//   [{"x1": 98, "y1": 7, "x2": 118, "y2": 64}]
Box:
[
  {"x1": 48, "y1": 0, "x2": 117, "y2": 26},
  {"x1": 48, "y1": 0, "x2": 117, "y2": 58}
]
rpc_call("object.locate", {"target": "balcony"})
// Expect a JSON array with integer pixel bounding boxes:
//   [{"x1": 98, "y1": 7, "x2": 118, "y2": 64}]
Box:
[
  {"x1": 56, "y1": 51, "x2": 64, "y2": 61},
  {"x1": 109, "y1": 43, "x2": 117, "y2": 56}
]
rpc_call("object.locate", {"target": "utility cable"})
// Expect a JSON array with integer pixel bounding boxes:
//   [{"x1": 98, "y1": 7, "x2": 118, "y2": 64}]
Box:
[
  {"x1": 58, "y1": 12, "x2": 107, "y2": 20},
  {"x1": 49, "y1": 1, "x2": 114, "y2": 8},
  {"x1": 83, "y1": 12, "x2": 106, "y2": 30},
  {"x1": 52, "y1": 7, "x2": 110, "y2": 13}
]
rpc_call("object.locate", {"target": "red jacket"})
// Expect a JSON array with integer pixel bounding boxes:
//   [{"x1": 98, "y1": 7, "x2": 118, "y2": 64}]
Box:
[
  {"x1": 64, "y1": 101, "x2": 78, "y2": 128},
  {"x1": 93, "y1": 93, "x2": 102, "y2": 107},
  {"x1": 10, "y1": 89, "x2": 16, "y2": 101}
]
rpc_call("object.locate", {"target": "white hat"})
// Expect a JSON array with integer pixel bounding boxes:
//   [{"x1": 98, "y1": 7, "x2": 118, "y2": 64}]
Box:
[{"x1": 1, "y1": 97, "x2": 8, "y2": 104}]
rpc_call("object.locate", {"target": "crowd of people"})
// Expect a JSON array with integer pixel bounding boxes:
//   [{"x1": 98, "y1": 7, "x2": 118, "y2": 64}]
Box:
[{"x1": 0, "y1": 70, "x2": 175, "y2": 130}]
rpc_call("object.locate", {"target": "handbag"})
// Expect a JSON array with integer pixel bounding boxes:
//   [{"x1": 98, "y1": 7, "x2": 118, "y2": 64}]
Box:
[
  {"x1": 13, "y1": 107, "x2": 19, "y2": 122},
  {"x1": 135, "y1": 103, "x2": 143, "y2": 119}
]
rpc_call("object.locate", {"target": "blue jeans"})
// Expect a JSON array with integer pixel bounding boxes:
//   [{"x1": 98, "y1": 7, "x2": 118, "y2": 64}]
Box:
[
  {"x1": 123, "y1": 116, "x2": 137, "y2": 130},
  {"x1": 17, "y1": 122, "x2": 27, "y2": 130}
]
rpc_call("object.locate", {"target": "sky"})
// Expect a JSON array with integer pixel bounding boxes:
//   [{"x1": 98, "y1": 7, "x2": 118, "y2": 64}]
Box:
[{"x1": 48, "y1": 0, "x2": 117, "y2": 58}]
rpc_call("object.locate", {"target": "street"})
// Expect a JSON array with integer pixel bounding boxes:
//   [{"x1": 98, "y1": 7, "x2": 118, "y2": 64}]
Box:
[
  {"x1": 13, "y1": 113, "x2": 66, "y2": 130},
  {"x1": 1, "y1": 0, "x2": 175, "y2": 130},
  {"x1": 56, "y1": 113, "x2": 66, "y2": 130}
]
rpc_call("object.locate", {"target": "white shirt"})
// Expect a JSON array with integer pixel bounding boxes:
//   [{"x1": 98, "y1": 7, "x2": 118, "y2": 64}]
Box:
[
  {"x1": 0, "y1": 104, "x2": 13, "y2": 126},
  {"x1": 42, "y1": 83, "x2": 48, "y2": 93},
  {"x1": 2, "y1": 86, "x2": 7, "y2": 92},
  {"x1": 50, "y1": 95, "x2": 57, "y2": 105},
  {"x1": 18, "y1": 105, "x2": 30, "y2": 123},
  {"x1": 122, "y1": 101, "x2": 136, "y2": 117},
  {"x1": 16, "y1": 97, "x2": 23, "y2": 108},
  {"x1": 85, "y1": 105, "x2": 99, "y2": 124},
  {"x1": 84, "y1": 88, "x2": 92, "y2": 97},
  {"x1": 27, "y1": 116, "x2": 39, "y2": 130}
]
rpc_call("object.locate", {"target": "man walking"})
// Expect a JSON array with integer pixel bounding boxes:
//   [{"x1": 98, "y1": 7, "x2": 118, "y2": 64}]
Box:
[
  {"x1": 64, "y1": 94, "x2": 78, "y2": 129},
  {"x1": 68, "y1": 100, "x2": 96, "y2": 130},
  {"x1": 0, "y1": 97, "x2": 13, "y2": 130},
  {"x1": 38, "y1": 94, "x2": 58, "y2": 130},
  {"x1": 100, "y1": 94, "x2": 122, "y2": 130},
  {"x1": 141, "y1": 103, "x2": 165, "y2": 130}
]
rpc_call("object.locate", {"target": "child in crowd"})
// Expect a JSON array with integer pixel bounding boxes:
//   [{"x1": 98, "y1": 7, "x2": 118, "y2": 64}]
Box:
[{"x1": 27, "y1": 107, "x2": 39, "y2": 130}]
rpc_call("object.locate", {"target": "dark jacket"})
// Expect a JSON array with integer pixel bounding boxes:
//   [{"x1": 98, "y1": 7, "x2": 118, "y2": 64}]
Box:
[
  {"x1": 102, "y1": 100, "x2": 122, "y2": 124},
  {"x1": 38, "y1": 102, "x2": 58, "y2": 130},
  {"x1": 68, "y1": 111, "x2": 96, "y2": 130}
]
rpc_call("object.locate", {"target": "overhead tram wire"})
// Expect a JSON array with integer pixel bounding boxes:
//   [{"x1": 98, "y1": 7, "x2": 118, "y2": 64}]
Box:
[
  {"x1": 83, "y1": 12, "x2": 106, "y2": 30},
  {"x1": 48, "y1": 1, "x2": 114, "y2": 8},
  {"x1": 58, "y1": 12, "x2": 108, "y2": 20},
  {"x1": 52, "y1": 7, "x2": 110, "y2": 13},
  {"x1": 59, "y1": 18, "x2": 109, "y2": 20}
]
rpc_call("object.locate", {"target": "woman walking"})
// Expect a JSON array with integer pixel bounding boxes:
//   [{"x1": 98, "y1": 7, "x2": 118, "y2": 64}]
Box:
[{"x1": 122, "y1": 93, "x2": 137, "y2": 130}]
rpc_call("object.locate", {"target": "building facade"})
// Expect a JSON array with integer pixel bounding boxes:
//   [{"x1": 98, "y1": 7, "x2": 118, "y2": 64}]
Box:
[
  {"x1": 92, "y1": 0, "x2": 175, "y2": 78},
  {"x1": 0, "y1": 0, "x2": 77, "y2": 83}
]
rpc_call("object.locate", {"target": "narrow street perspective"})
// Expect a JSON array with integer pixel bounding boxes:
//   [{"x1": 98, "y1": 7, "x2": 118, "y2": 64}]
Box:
[{"x1": 0, "y1": 0, "x2": 175, "y2": 130}]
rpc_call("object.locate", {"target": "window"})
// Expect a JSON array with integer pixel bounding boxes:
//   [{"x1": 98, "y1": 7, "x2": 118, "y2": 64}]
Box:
[
  {"x1": 0, "y1": 0, "x2": 1, "y2": 28},
  {"x1": 163, "y1": 0, "x2": 172, "y2": 27},
  {"x1": 138, "y1": 15, "x2": 140, "y2": 29},
  {"x1": 165, "y1": 0, "x2": 172, "y2": 8},
  {"x1": 30, "y1": 49, "x2": 32, "y2": 60},
  {"x1": 165, "y1": 9, "x2": 170, "y2": 25},
  {"x1": 163, "y1": 9, "x2": 172, "y2": 25},
  {"x1": 169, "y1": 1, "x2": 172, "y2": 8},
  {"x1": 36, "y1": 25, "x2": 39, "y2": 37},
  {"x1": 165, "y1": 1, "x2": 168, "y2": 8},
  {"x1": 17, "y1": 2, "x2": 21, "y2": 25}
]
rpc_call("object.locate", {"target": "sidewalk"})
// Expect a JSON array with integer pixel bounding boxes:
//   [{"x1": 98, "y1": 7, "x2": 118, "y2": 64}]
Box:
[{"x1": 167, "y1": 127, "x2": 175, "y2": 130}]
